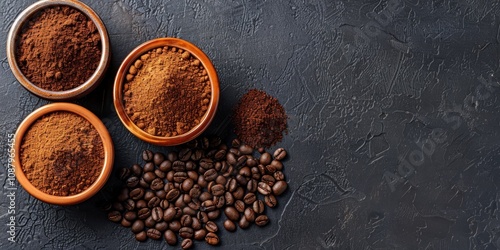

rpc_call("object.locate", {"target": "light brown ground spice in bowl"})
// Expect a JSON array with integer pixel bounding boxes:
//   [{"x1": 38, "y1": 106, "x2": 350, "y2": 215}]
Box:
[
  {"x1": 123, "y1": 46, "x2": 211, "y2": 137},
  {"x1": 16, "y1": 6, "x2": 101, "y2": 91},
  {"x1": 20, "y1": 111, "x2": 104, "y2": 196}
]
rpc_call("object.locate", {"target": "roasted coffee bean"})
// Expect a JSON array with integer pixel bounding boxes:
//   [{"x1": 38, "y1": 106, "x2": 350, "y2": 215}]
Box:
[
  {"x1": 150, "y1": 178, "x2": 164, "y2": 191},
  {"x1": 209, "y1": 136, "x2": 222, "y2": 148},
  {"x1": 265, "y1": 194, "x2": 277, "y2": 208},
  {"x1": 136, "y1": 200, "x2": 147, "y2": 209},
  {"x1": 235, "y1": 155, "x2": 247, "y2": 168},
  {"x1": 188, "y1": 200, "x2": 200, "y2": 211},
  {"x1": 183, "y1": 206, "x2": 197, "y2": 216},
  {"x1": 126, "y1": 176, "x2": 140, "y2": 188},
  {"x1": 131, "y1": 164, "x2": 142, "y2": 176},
  {"x1": 253, "y1": 200, "x2": 265, "y2": 214},
  {"x1": 147, "y1": 228, "x2": 161, "y2": 240},
  {"x1": 199, "y1": 191, "x2": 212, "y2": 202},
  {"x1": 199, "y1": 158, "x2": 214, "y2": 170},
  {"x1": 167, "y1": 151, "x2": 178, "y2": 162},
  {"x1": 145, "y1": 216, "x2": 156, "y2": 228},
  {"x1": 181, "y1": 238, "x2": 193, "y2": 249},
  {"x1": 191, "y1": 149, "x2": 203, "y2": 161},
  {"x1": 135, "y1": 231, "x2": 147, "y2": 242},
  {"x1": 107, "y1": 211, "x2": 121, "y2": 223},
  {"x1": 229, "y1": 148, "x2": 240, "y2": 156},
  {"x1": 166, "y1": 189, "x2": 180, "y2": 201},
  {"x1": 225, "y1": 192, "x2": 235, "y2": 205},
  {"x1": 152, "y1": 152, "x2": 165, "y2": 166},
  {"x1": 185, "y1": 139, "x2": 198, "y2": 149},
  {"x1": 205, "y1": 232, "x2": 219, "y2": 245},
  {"x1": 124, "y1": 199, "x2": 135, "y2": 211},
  {"x1": 226, "y1": 152, "x2": 237, "y2": 165},
  {"x1": 259, "y1": 153, "x2": 272, "y2": 165},
  {"x1": 140, "y1": 191, "x2": 152, "y2": 202},
  {"x1": 164, "y1": 229, "x2": 177, "y2": 245},
  {"x1": 155, "y1": 221, "x2": 168, "y2": 232},
  {"x1": 159, "y1": 160, "x2": 172, "y2": 172},
  {"x1": 238, "y1": 216, "x2": 250, "y2": 229},
  {"x1": 273, "y1": 148, "x2": 287, "y2": 160},
  {"x1": 139, "y1": 178, "x2": 149, "y2": 188},
  {"x1": 189, "y1": 185, "x2": 201, "y2": 199},
  {"x1": 239, "y1": 144, "x2": 253, "y2": 155},
  {"x1": 160, "y1": 199, "x2": 170, "y2": 209},
  {"x1": 124, "y1": 211, "x2": 137, "y2": 221},
  {"x1": 179, "y1": 227, "x2": 194, "y2": 238},
  {"x1": 235, "y1": 200, "x2": 246, "y2": 213},
  {"x1": 220, "y1": 161, "x2": 230, "y2": 173},
  {"x1": 118, "y1": 168, "x2": 131, "y2": 180},
  {"x1": 265, "y1": 164, "x2": 277, "y2": 173},
  {"x1": 142, "y1": 150, "x2": 154, "y2": 162},
  {"x1": 172, "y1": 160, "x2": 186, "y2": 172},
  {"x1": 207, "y1": 209, "x2": 220, "y2": 220},
  {"x1": 131, "y1": 220, "x2": 144, "y2": 233},
  {"x1": 262, "y1": 175, "x2": 275, "y2": 186},
  {"x1": 214, "y1": 149, "x2": 226, "y2": 160},
  {"x1": 181, "y1": 178, "x2": 194, "y2": 192},
  {"x1": 214, "y1": 195, "x2": 225, "y2": 209},
  {"x1": 178, "y1": 148, "x2": 192, "y2": 161},
  {"x1": 169, "y1": 220, "x2": 182, "y2": 232},
  {"x1": 211, "y1": 184, "x2": 225, "y2": 196},
  {"x1": 247, "y1": 157, "x2": 258, "y2": 167},
  {"x1": 183, "y1": 194, "x2": 192, "y2": 204},
  {"x1": 227, "y1": 178, "x2": 238, "y2": 192},
  {"x1": 197, "y1": 211, "x2": 209, "y2": 223},
  {"x1": 258, "y1": 182, "x2": 272, "y2": 195},
  {"x1": 273, "y1": 180, "x2": 288, "y2": 195},
  {"x1": 201, "y1": 200, "x2": 216, "y2": 212},
  {"x1": 175, "y1": 195, "x2": 186, "y2": 209},
  {"x1": 138, "y1": 208, "x2": 151, "y2": 220},
  {"x1": 224, "y1": 206, "x2": 239, "y2": 221},
  {"x1": 273, "y1": 171, "x2": 285, "y2": 181},
  {"x1": 205, "y1": 221, "x2": 218, "y2": 233},
  {"x1": 152, "y1": 168, "x2": 164, "y2": 177},
  {"x1": 236, "y1": 174, "x2": 248, "y2": 186},
  {"x1": 206, "y1": 149, "x2": 218, "y2": 158},
  {"x1": 173, "y1": 172, "x2": 188, "y2": 183},
  {"x1": 181, "y1": 214, "x2": 193, "y2": 227},
  {"x1": 143, "y1": 162, "x2": 155, "y2": 172},
  {"x1": 121, "y1": 218, "x2": 132, "y2": 227},
  {"x1": 231, "y1": 138, "x2": 241, "y2": 147},
  {"x1": 224, "y1": 219, "x2": 236, "y2": 232},
  {"x1": 164, "y1": 182, "x2": 174, "y2": 193},
  {"x1": 244, "y1": 207, "x2": 255, "y2": 222},
  {"x1": 200, "y1": 137, "x2": 210, "y2": 149},
  {"x1": 143, "y1": 172, "x2": 156, "y2": 183},
  {"x1": 247, "y1": 179, "x2": 258, "y2": 193},
  {"x1": 270, "y1": 160, "x2": 283, "y2": 171},
  {"x1": 130, "y1": 188, "x2": 145, "y2": 200},
  {"x1": 244, "y1": 193, "x2": 257, "y2": 205},
  {"x1": 112, "y1": 201, "x2": 124, "y2": 211},
  {"x1": 255, "y1": 214, "x2": 269, "y2": 226},
  {"x1": 233, "y1": 187, "x2": 245, "y2": 200},
  {"x1": 197, "y1": 175, "x2": 208, "y2": 188},
  {"x1": 239, "y1": 166, "x2": 251, "y2": 177},
  {"x1": 156, "y1": 190, "x2": 167, "y2": 199},
  {"x1": 215, "y1": 175, "x2": 227, "y2": 185},
  {"x1": 192, "y1": 217, "x2": 202, "y2": 230},
  {"x1": 194, "y1": 229, "x2": 207, "y2": 240},
  {"x1": 258, "y1": 164, "x2": 266, "y2": 175},
  {"x1": 152, "y1": 207, "x2": 164, "y2": 222},
  {"x1": 204, "y1": 169, "x2": 218, "y2": 182}
]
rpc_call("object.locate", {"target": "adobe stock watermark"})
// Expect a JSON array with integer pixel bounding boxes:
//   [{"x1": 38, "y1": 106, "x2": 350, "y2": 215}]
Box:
[
  {"x1": 5, "y1": 133, "x2": 17, "y2": 243},
  {"x1": 342, "y1": 0, "x2": 409, "y2": 58},
  {"x1": 384, "y1": 73, "x2": 499, "y2": 192}
]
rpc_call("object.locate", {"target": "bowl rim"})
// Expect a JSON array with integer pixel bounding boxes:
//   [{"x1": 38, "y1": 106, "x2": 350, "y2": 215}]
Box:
[
  {"x1": 113, "y1": 37, "x2": 220, "y2": 146},
  {"x1": 6, "y1": 0, "x2": 111, "y2": 100},
  {"x1": 13, "y1": 103, "x2": 114, "y2": 205}
]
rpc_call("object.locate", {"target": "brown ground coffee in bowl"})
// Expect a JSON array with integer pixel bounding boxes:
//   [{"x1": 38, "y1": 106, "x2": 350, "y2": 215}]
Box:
[
  {"x1": 20, "y1": 111, "x2": 104, "y2": 196},
  {"x1": 16, "y1": 5, "x2": 101, "y2": 91},
  {"x1": 123, "y1": 46, "x2": 211, "y2": 137}
]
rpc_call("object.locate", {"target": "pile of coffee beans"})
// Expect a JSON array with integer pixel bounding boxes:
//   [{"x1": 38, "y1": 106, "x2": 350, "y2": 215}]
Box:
[{"x1": 106, "y1": 136, "x2": 288, "y2": 249}]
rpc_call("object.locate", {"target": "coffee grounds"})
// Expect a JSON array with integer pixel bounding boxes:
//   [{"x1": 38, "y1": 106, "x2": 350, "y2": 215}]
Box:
[
  {"x1": 233, "y1": 89, "x2": 287, "y2": 148},
  {"x1": 16, "y1": 6, "x2": 101, "y2": 91},
  {"x1": 123, "y1": 47, "x2": 211, "y2": 137},
  {"x1": 20, "y1": 111, "x2": 104, "y2": 196}
]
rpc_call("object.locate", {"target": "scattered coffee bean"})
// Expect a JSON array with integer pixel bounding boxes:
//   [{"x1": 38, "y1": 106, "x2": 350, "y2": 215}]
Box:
[
  {"x1": 272, "y1": 180, "x2": 288, "y2": 195},
  {"x1": 131, "y1": 220, "x2": 144, "y2": 233},
  {"x1": 265, "y1": 194, "x2": 277, "y2": 208},
  {"x1": 257, "y1": 182, "x2": 272, "y2": 195},
  {"x1": 205, "y1": 232, "x2": 219, "y2": 245},
  {"x1": 194, "y1": 229, "x2": 207, "y2": 240},
  {"x1": 253, "y1": 200, "x2": 265, "y2": 214},
  {"x1": 224, "y1": 219, "x2": 236, "y2": 232},
  {"x1": 244, "y1": 207, "x2": 256, "y2": 222},
  {"x1": 151, "y1": 207, "x2": 163, "y2": 222},
  {"x1": 142, "y1": 150, "x2": 153, "y2": 162},
  {"x1": 147, "y1": 228, "x2": 162, "y2": 240},
  {"x1": 273, "y1": 148, "x2": 287, "y2": 160},
  {"x1": 255, "y1": 214, "x2": 269, "y2": 226},
  {"x1": 164, "y1": 229, "x2": 177, "y2": 245},
  {"x1": 179, "y1": 227, "x2": 194, "y2": 239},
  {"x1": 205, "y1": 221, "x2": 218, "y2": 233},
  {"x1": 135, "y1": 231, "x2": 147, "y2": 242},
  {"x1": 108, "y1": 211, "x2": 121, "y2": 223},
  {"x1": 182, "y1": 238, "x2": 193, "y2": 249}
]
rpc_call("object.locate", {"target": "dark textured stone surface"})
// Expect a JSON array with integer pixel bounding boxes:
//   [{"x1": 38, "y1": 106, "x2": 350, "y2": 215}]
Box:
[{"x1": 2, "y1": 0, "x2": 500, "y2": 249}]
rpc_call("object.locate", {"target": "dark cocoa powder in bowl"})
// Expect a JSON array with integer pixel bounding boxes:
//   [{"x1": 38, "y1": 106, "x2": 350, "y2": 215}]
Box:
[
  {"x1": 123, "y1": 46, "x2": 211, "y2": 137},
  {"x1": 16, "y1": 6, "x2": 101, "y2": 91},
  {"x1": 20, "y1": 111, "x2": 104, "y2": 196}
]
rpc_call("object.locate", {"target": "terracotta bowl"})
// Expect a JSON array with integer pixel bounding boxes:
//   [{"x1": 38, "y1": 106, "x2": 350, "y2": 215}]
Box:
[
  {"x1": 13, "y1": 103, "x2": 114, "y2": 205},
  {"x1": 113, "y1": 37, "x2": 220, "y2": 146},
  {"x1": 6, "y1": 0, "x2": 111, "y2": 100}
]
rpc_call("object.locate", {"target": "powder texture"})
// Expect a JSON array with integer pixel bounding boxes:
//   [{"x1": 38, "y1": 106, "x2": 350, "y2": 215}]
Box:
[
  {"x1": 20, "y1": 111, "x2": 104, "y2": 196},
  {"x1": 123, "y1": 47, "x2": 211, "y2": 137},
  {"x1": 16, "y1": 6, "x2": 101, "y2": 91},
  {"x1": 233, "y1": 89, "x2": 288, "y2": 148}
]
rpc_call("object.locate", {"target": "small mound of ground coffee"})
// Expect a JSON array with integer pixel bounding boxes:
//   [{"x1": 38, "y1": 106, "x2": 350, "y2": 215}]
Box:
[
  {"x1": 20, "y1": 111, "x2": 104, "y2": 196},
  {"x1": 16, "y1": 6, "x2": 101, "y2": 91},
  {"x1": 233, "y1": 89, "x2": 287, "y2": 148},
  {"x1": 123, "y1": 46, "x2": 211, "y2": 137}
]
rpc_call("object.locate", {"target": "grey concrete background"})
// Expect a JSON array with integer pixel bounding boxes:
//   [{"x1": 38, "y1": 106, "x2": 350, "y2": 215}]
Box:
[{"x1": 1, "y1": 0, "x2": 500, "y2": 249}]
